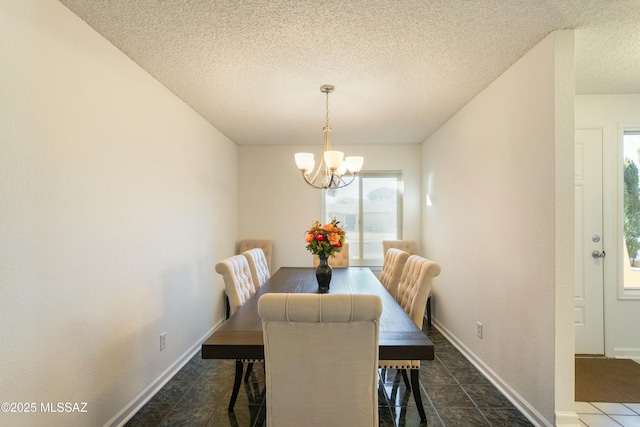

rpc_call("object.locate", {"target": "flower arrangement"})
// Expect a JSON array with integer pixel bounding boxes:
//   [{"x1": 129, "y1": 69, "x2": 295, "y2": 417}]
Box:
[{"x1": 304, "y1": 218, "x2": 346, "y2": 259}]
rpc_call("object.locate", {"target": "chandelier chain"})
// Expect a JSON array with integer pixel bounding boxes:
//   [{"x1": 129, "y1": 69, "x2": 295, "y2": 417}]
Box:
[{"x1": 325, "y1": 90, "x2": 330, "y2": 129}]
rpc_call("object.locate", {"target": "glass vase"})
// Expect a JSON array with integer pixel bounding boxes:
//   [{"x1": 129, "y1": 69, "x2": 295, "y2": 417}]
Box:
[{"x1": 315, "y1": 255, "x2": 332, "y2": 293}]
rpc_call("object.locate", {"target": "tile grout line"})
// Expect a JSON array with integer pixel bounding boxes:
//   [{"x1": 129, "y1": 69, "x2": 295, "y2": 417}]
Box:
[
  {"x1": 126, "y1": 329, "x2": 533, "y2": 426},
  {"x1": 577, "y1": 401, "x2": 640, "y2": 426},
  {"x1": 434, "y1": 352, "x2": 495, "y2": 426}
]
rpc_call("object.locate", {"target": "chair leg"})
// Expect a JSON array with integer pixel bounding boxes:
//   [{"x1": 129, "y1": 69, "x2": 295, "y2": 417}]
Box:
[
  {"x1": 244, "y1": 362, "x2": 254, "y2": 381},
  {"x1": 401, "y1": 369, "x2": 411, "y2": 389},
  {"x1": 426, "y1": 296, "x2": 432, "y2": 328},
  {"x1": 228, "y1": 360, "x2": 244, "y2": 411},
  {"x1": 389, "y1": 370, "x2": 402, "y2": 404},
  {"x1": 411, "y1": 369, "x2": 427, "y2": 422}
]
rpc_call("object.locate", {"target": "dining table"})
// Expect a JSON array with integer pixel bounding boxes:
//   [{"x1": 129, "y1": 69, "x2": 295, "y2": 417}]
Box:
[{"x1": 201, "y1": 266, "x2": 434, "y2": 420}]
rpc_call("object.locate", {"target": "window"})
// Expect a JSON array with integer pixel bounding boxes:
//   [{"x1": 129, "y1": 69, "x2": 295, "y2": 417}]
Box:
[
  {"x1": 323, "y1": 171, "x2": 403, "y2": 266},
  {"x1": 622, "y1": 130, "x2": 640, "y2": 290}
]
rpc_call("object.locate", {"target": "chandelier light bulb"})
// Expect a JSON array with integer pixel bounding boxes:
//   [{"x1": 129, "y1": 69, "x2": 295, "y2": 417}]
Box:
[
  {"x1": 345, "y1": 156, "x2": 364, "y2": 173},
  {"x1": 324, "y1": 150, "x2": 344, "y2": 170},
  {"x1": 295, "y1": 153, "x2": 315, "y2": 172}
]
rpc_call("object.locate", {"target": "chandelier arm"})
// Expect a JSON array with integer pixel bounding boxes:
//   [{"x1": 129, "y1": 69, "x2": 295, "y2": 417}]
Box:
[
  {"x1": 333, "y1": 173, "x2": 344, "y2": 188},
  {"x1": 332, "y1": 172, "x2": 358, "y2": 189},
  {"x1": 300, "y1": 171, "x2": 358, "y2": 190},
  {"x1": 308, "y1": 155, "x2": 325, "y2": 185},
  {"x1": 328, "y1": 171, "x2": 338, "y2": 189},
  {"x1": 301, "y1": 171, "x2": 328, "y2": 189}
]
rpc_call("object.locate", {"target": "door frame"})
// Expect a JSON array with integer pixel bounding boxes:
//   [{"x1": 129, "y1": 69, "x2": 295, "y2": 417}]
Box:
[
  {"x1": 579, "y1": 122, "x2": 640, "y2": 358},
  {"x1": 574, "y1": 125, "x2": 616, "y2": 357},
  {"x1": 602, "y1": 123, "x2": 620, "y2": 358}
]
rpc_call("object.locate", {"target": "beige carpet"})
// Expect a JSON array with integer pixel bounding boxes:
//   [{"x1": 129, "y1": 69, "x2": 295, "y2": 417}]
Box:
[{"x1": 575, "y1": 357, "x2": 640, "y2": 403}]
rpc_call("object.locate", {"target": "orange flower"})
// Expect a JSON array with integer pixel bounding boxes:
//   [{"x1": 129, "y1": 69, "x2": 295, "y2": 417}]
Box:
[
  {"x1": 328, "y1": 232, "x2": 341, "y2": 246},
  {"x1": 305, "y1": 233, "x2": 314, "y2": 243}
]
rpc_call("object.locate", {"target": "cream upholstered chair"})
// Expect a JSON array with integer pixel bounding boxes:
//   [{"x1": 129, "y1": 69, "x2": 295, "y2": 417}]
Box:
[
  {"x1": 381, "y1": 240, "x2": 436, "y2": 327},
  {"x1": 242, "y1": 248, "x2": 270, "y2": 290},
  {"x1": 215, "y1": 255, "x2": 256, "y2": 316},
  {"x1": 378, "y1": 255, "x2": 441, "y2": 422},
  {"x1": 395, "y1": 256, "x2": 441, "y2": 326},
  {"x1": 214, "y1": 255, "x2": 261, "y2": 411},
  {"x1": 312, "y1": 242, "x2": 349, "y2": 268},
  {"x1": 239, "y1": 239, "x2": 272, "y2": 273},
  {"x1": 379, "y1": 248, "x2": 410, "y2": 299},
  {"x1": 382, "y1": 240, "x2": 418, "y2": 256},
  {"x1": 258, "y1": 293, "x2": 382, "y2": 427}
]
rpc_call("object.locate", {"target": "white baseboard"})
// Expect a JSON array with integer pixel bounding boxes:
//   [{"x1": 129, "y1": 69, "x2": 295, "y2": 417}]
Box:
[
  {"x1": 105, "y1": 319, "x2": 224, "y2": 427},
  {"x1": 433, "y1": 320, "x2": 562, "y2": 427},
  {"x1": 555, "y1": 411, "x2": 582, "y2": 427},
  {"x1": 612, "y1": 347, "x2": 640, "y2": 359}
]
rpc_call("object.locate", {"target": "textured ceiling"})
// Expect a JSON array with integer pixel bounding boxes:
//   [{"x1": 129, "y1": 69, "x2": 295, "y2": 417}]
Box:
[{"x1": 59, "y1": 0, "x2": 640, "y2": 146}]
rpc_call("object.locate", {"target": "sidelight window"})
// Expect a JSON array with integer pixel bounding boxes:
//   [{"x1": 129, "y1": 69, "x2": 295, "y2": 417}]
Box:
[{"x1": 622, "y1": 130, "x2": 640, "y2": 290}]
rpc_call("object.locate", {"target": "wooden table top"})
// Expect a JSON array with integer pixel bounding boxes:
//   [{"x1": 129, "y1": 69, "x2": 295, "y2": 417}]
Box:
[{"x1": 201, "y1": 267, "x2": 434, "y2": 361}]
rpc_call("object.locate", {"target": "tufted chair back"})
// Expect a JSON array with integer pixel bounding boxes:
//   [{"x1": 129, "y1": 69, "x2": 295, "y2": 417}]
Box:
[
  {"x1": 242, "y1": 248, "x2": 271, "y2": 290},
  {"x1": 313, "y1": 243, "x2": 349, "y2": 268},
  {"x1": 215, "y1": 255, "x2": 257, "y2": 316},
  {"x1": 259, "y1": 293, "x2": 381, "y2": 427},
  {"x1": 379, "y1": 248, "x2": 410, "y2": 299},
  {"x1": 239, "y1": 239, "x2": 273, "y2": 273},
  {"x1": 396, "y1": 255, "x2": 441, "y2": 327},
  {"x1": 382, "y1": 240, "x2": 418, "y2": 256}
]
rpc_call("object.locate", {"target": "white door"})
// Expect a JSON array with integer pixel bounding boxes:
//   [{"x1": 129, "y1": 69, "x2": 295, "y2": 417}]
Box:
[{"x1": 575, "y1": 129, "x2": 605, "y2": 355}]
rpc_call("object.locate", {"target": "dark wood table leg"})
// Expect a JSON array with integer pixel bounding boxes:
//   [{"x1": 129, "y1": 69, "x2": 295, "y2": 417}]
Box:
[
  {"x1": 401, "y1": 368, "x2": 411, "y2": 389},
  {"x1": 244, "y1": 362, "x2": 254, "y2": 381},
  {"x1": 228, "y1": 360, "x2": 244, "y2": 411},
  {"x1": 411, "y1": 368, "x2": 427, "y2": 422}
]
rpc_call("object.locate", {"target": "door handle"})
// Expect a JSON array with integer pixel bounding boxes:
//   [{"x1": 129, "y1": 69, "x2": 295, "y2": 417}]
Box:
[{"x1": 592, "y1": 250, "x2": 606, "y2": 259}]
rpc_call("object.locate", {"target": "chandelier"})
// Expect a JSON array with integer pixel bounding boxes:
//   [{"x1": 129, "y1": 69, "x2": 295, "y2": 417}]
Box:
[{"x1": 295, "y1": 85, "x2": 363, "y2": 189}]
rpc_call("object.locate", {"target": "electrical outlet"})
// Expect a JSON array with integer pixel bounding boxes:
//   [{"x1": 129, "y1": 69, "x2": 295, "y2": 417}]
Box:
[
  {"x1": 160, "y1": 332, "x2": 166, "y2": 351},
  {"x1": 476, "y1": 322, "x2": 483, "y2": 339}
]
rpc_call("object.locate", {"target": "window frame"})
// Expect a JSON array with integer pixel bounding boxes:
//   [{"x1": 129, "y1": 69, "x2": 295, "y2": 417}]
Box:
[
  {"x1": 322, "y1": 170, "x2": 404, "y2": 267},
  {"x1": 618, "y1": 127, "x2": 640, "y2": 298}
]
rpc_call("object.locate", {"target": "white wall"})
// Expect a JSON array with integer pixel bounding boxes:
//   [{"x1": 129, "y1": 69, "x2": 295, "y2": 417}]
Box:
[
  {"x1": 238, "y1": 144, "x2": 422, "y2": 270},
  {"x1": 0, "y1": 1, "x2": 237, "y2": 426},
  {"x1": 422, "y1": 31, "x2": 576, "y2": 426},
  {"x1": 576, "y1": 94, "x2": 640, "y2": 359}
]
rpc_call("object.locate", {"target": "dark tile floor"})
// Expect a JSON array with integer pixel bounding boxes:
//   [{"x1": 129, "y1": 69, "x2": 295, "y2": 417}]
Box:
[{"x1": 125, "y1": 326, "x2": 533, "y2": 426}]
